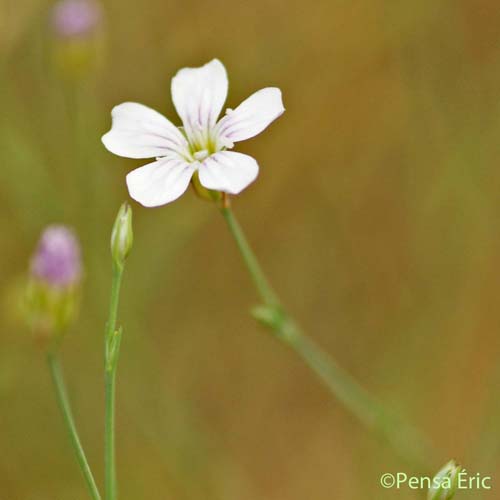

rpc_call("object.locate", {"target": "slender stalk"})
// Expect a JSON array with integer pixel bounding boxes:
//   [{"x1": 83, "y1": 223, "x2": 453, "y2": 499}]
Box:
[
  {"x1": 220, "y1": 204, "x2": 435, "y2": 470},
  {"x1": 220, "y1": 203, "x2": 280, "y2": 308},
  {"x1": 104, "y1": 369, "x2": 117, "y2": 500},
  {"x1": 104, "y1": 263, "x2": 124, "y2": 500},
  {"x1": 47, "y1": 350, "x2": 101, "y2": 500}
]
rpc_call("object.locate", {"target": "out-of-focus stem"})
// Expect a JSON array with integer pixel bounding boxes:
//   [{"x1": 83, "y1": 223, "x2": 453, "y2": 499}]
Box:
[
  {"x1": 47, "y1": 350, "x2": 102, "y2": 500},
  {"x1": 220, "y1": 204, "x2": 435, "y2": 470}
]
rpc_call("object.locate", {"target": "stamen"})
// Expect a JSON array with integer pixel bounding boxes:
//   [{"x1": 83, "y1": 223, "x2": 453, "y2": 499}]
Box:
[
  {"x1": 193, "y1": 149, "x2": 209, "y2": 161},
  {"x1": 219, "y1": 136, "x2": 234, "y2": 149}
]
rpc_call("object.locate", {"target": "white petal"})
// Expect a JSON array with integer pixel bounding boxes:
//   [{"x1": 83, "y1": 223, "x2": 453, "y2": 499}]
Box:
[
  {"x1": 102, "y1": 102, "x2": 189, "y2": 159},
  {"x1": 171, "y1": 59, "x2": 228, "y2": 140},
  {"x1": 126, "y1": 156, "x2": 196, "y2": 207},
  {"x1": 216, "y1": 88, "x2": 284, "y2": 143},
  {"x1": 198, "y1": 152, "x2": 259, "y2": 194}
]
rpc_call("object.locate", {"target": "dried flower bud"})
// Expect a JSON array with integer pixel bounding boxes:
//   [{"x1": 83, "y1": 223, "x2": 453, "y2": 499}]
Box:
[
  {"x1": 110, "y1": 203, "x2": 133, "y2": 268},
  {"x1": 428, "y1": 460, "x2": 462, "y2": 500}
]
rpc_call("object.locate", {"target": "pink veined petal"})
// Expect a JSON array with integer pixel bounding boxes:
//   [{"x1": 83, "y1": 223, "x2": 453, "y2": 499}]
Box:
[
  {"x1": 102, "y1": 102, "x2": 189, "y2": 159},
  {"x1": 198, "y1": 151, "x2": 259, "y2": 194},
  {"x1": 171, "y1": 59, "x2": 228, "y2": 142},
  {"x1": 126, "y1": 156, "x2": 196, "y2": 207},
  {"x1": 215, "y1": 87, "x2": 284, "y2": 144}
]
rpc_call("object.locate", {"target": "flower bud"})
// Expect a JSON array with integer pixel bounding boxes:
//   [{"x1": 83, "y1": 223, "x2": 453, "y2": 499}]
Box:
[
  {"x1": 51, "y1": 0, "x2": 102, "y2": 39},
  {"x1": 25, "y1": 225, "x2": 82, "y2": 339},
  {"x1": 49, "y1": 0, "x2": 105, "y2": 79},
  {"x1": 31, "y1": 226, "x2": 82, "y2": 288},
  {"x1": 428, "y1": 460, "x2": 462, "y2": 500},
  {"x1": 110, "y1": 202, "x2": 133, "y2": 268}
]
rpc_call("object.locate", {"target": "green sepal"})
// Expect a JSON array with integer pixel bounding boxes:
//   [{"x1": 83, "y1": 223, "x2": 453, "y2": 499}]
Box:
[{"x1": 190, "y1": 171, "x2": 222, "y2": 202}]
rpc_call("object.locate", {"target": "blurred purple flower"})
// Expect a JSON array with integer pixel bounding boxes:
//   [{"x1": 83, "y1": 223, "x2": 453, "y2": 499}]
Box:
[
  {"x1": 51, "y1": 0, "x2": 102, "y2": 39},
  {"x1": 31, "y1": 226, "x2": 82, "y2": 288}
]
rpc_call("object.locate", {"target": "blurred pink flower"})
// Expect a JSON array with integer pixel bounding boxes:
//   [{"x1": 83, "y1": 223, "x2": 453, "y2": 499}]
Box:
[
  {"x1": 102, "y1": 59, "x2": 285, "y2": 207},
  {"x1": 51, "y1": 0, "x2": 102, "y2": 39},
  {"x1": 31, "y1": 226, "x2": 82, "y2": 288}
]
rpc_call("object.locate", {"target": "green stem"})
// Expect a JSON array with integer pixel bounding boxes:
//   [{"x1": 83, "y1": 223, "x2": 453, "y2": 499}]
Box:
[
  {"x1": 221, "y1": 204, "x2": 280, "y2": 308},
  {"x1": 220, "y1": 205, "x2": 435, "y2": 470},
  {"x1": 104, "y1": 263, "x2": 124, "y2": 500},
  {"x1": 47, "y1": 350, "x2": 101, "y2": 500},
  {"x1": 104, "y1": 369, "x2": 117, "y2": 500}
]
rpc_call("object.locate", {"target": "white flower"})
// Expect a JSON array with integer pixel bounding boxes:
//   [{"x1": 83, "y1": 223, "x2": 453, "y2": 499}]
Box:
[{"x1": 102, "y1": 59, "x2": 285, "y2": 207}]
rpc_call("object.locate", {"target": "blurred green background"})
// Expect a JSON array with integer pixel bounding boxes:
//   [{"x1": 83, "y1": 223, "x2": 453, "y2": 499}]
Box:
[{"x1": 1, "y1": 0, "x2": 500, "y2": 498}]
